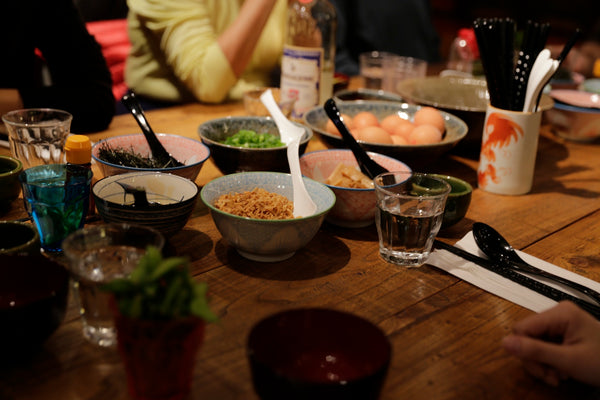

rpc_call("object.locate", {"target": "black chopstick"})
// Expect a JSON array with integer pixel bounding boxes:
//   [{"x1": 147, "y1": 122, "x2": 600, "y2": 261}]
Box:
[
  {"x1": 473, "y1": 18, "x2": 551, "y2": 112},
  {"x1": 433, "y1": 240, "x2": 600, "y2": 320}
]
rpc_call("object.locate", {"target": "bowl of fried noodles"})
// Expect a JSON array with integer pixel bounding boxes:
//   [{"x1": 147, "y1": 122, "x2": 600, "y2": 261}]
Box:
[{"x1": 200, "y1": 171, "x2": 335, "y2": 262}]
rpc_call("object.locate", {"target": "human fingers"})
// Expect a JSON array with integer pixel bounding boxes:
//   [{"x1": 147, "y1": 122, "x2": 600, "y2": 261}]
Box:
[
  {"x1": 511, "y1": 301, "x2": 582, "y2": 339},
  {"x1": 520, "y1": 359, "x2": 563, "y2": 387}
]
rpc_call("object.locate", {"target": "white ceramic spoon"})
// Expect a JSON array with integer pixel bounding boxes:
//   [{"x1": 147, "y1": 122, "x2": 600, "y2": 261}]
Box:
[
  {"x1": 523, "y1": 49, "x2": 559, "y2": 112},
  {"x1": 260, "y1": 89, "x2": 317, "y2": 218}
]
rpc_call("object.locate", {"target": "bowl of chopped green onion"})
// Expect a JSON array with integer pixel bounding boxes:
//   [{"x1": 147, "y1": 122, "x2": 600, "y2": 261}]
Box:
[{"x1": 198, "y1": 116, "x2": 313, "y2": 175}]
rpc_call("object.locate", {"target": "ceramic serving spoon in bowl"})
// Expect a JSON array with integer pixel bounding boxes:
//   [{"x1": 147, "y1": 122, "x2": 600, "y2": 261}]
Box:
[
  {"x1": 323, "y1": 98, "x2": 388, "y2": 179},
  {"x1": 121, "y1": 91, "x2": 184, "y2": 167},
  {"x1": 260, "y1": 89, "x2": 317, "y2": 218}
]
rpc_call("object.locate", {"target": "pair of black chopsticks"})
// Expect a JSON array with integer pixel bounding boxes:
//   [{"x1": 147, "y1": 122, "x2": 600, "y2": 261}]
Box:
[
  {"x1": 474, "y1": 18, "x2": 549, "y2": 111},
  {"x1": 473, "y1": 18, "x2": 580, "y2": 112}
]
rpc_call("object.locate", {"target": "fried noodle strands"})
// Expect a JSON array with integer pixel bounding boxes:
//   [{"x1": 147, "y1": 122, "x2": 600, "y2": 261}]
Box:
[{"x1": 214, "y1": 188, "x2": 295, "y2": 219}]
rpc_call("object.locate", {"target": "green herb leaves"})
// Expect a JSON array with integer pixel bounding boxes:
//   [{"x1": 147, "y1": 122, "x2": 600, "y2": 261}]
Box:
[
  {"x1": 222, "y1": 129, "x2": 285, "y2": 148},
  {"x1": 102, "y1": 246, "x2": 218, "y2": 322}
]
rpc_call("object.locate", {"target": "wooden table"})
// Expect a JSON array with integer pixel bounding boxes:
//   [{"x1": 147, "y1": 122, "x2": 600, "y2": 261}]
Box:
[{"x1": 2, "y1": 95, "x2": 600, "y2": 399}]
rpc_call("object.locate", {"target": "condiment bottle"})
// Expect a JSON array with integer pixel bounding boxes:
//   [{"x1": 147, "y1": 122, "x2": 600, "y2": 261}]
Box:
[
  {"x1": 447, "y1": 28, "x2": 482, "y2": 75},
  {"x1": 280, "y1": 0, "x2": 336, "y2": 118},
  {"x1": 64, "y1": 134, "x2": 95, "y2": 215}
]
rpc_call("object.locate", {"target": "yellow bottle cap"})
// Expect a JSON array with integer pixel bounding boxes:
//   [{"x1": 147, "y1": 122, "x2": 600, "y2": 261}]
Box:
[
  {"x1": 594, "y1": 58, "x2": 600, "y2": 78},
  {"x1": 64, "y1": 135, "x2": 92, "y2": 164}
]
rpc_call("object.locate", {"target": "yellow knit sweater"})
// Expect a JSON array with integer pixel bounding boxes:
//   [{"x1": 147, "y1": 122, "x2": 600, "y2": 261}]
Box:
[{"x1": 125, "y1": 0, "x2": 287, "y2": 103}]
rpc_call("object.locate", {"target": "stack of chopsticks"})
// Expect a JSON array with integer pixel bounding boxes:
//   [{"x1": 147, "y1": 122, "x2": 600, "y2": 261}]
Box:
[{"x1": 473, "y1": 18, "x2": 580, "y2": 112}]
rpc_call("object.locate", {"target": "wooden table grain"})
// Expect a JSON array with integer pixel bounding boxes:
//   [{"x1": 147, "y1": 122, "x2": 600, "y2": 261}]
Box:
[{"x1": 2, "y1": 95, "x2": 600, "y2": 400}]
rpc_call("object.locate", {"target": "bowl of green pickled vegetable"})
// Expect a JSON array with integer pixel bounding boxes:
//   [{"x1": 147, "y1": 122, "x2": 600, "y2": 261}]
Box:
[{"x1": 198, "y1": 116, "x2": 313, "y2": 175}]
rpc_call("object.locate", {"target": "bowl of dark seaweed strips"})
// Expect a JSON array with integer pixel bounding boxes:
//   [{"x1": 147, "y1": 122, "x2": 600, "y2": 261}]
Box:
[
  {"x1": 92, "y1": 133, "x2": 210, "y2": 182},
  {"x1": 198, "y1": 116, "x2": 312, "y2": 175}
]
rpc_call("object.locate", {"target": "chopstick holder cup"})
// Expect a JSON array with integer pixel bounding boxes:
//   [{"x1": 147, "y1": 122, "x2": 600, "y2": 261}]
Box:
[{"x1": 477, "y1": 104, "x2": 543, "y2": 195}]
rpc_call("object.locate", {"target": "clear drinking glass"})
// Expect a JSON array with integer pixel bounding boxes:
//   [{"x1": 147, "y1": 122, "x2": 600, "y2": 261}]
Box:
[
  {"x1": 2, "y1": 108, "x2": 72, "y2": 169},
  {"x1": 359, "y1": 51, "x2": 395, "y2": 90},
  {"x1": 62, "y1": 223, "x2": 165, "y2": 347},
  {"x1": 381, "y1": 56, "x2": 427, "y2": 94},
  {"x1": 374, "y1": 171, "x2": 450, "y2": 267}
]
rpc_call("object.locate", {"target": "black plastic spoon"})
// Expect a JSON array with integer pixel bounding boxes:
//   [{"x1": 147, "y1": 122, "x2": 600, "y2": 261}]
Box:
[
  {"x1": 323, "y1": 98, "x2": 388, "y2": 179},
  {"x1": 472, "y1": 222, "x2": 600, "y2": 305},
  {"x1": 121, "y1": 91, "x2": 183, "y2": 168}
]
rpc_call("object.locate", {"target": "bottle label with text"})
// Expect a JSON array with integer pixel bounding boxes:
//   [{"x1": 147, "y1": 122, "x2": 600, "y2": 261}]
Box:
[{"x1": 280, "y1": 44, "x2": 323, "y2": 118}]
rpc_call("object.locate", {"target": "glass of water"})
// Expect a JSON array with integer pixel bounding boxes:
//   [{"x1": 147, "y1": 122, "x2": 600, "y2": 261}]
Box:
[
  {"x1": 62, "y1": 223, "x2": 165, "y2": 347},
  {"x1": 2, "y1": 108, "x2": 72, "y2": 169},
  {"x1": 374, "y1": 172, "x2": 450, "y2": 267}
]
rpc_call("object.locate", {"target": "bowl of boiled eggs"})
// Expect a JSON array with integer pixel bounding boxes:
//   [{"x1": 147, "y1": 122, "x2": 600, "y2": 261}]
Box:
[{"x1": 303, "y1": 101, "x2": 468, "y2": 170}]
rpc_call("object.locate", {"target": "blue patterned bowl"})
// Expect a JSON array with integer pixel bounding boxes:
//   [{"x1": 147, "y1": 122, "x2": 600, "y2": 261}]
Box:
[
  {"x1": 93, "y1": 172, "x2": 198, "y2": 237},
  {"x1": 200, "y1": 172, "x2": 335, "y2": 262},
  {"x1": 197, "y1": 116, "x2": 312, "y2": 175},
  {"x1": 303, "y1": 100, "x2": 468, "y2": 169}
]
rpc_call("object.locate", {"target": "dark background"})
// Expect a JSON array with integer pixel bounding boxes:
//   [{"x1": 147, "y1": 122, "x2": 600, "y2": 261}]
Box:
[{"x1": 431, "y1": 0, "x2": 594, "y2": 60}]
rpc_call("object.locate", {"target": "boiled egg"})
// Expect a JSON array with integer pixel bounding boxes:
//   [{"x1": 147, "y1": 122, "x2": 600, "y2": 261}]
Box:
[
  {"x1": 408, "y1": 124, "x2": 443, "y2": 145},
  {"x1": 352, "y1": 111, "x2": 379, "y2": 129},
  {"x1": 359, "y1": 126, "x2": 393, "y2": 144},
  {"x1": 413, "y1": 106, "x2": 445, "y2": 134}
]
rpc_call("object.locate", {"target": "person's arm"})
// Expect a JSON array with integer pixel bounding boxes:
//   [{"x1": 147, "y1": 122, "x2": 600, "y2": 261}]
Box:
[
  {"x1": 218, "y1": 0, "x2": 279, "y2": 77},
  {"x1": 502, "y1": 301, "x2": 600, "y2": 387},
  {"x1": 128, "y1": 0, "x2": 284, "y2": 104}
]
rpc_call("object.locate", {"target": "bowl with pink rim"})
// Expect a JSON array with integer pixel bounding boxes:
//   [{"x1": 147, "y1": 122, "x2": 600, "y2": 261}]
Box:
[
  {"x1": 300, "y1": 149, "x2": 411, "y2": 228},
  {"x1": 92, "y1": 133, "x2": 210, "y2": 181}
]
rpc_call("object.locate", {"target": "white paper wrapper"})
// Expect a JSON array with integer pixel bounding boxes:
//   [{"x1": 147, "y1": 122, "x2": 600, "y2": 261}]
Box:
[{"x1": 427, "y1": 231, "x2": 600, "y2": 313}]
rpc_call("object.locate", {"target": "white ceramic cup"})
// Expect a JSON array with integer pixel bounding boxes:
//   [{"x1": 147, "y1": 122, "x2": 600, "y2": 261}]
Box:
[{"x1": 477, "y1": 104, "x2": 543, "y2": 195}]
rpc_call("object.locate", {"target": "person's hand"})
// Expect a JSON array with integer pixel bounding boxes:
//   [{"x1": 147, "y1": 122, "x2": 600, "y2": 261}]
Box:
[{"x1": 502, "y1": 301, "x2": 600, "y2": 387}]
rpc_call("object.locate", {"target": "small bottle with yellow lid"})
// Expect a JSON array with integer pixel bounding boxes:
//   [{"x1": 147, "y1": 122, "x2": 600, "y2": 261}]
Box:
[{"x1": 64, "y1": 135, "x2": 94, "y2": 215}]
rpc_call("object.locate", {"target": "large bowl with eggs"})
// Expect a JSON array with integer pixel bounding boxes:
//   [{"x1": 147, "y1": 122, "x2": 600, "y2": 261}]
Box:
[
  {"x1": 200, "y1": 171, "x2": 335, "y2": 262},
  {"x1": 300, "y1": 149, "x2": 411, "y2": 228},
  {"x1": 394, "y1": 76, "x2": 554, "y2": 157},
  {"x1": 303, "y1": 101, "x2": 468, "y2": 170}
]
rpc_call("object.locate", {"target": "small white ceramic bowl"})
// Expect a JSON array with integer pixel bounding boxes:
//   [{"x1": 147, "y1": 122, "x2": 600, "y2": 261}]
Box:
[
  {"x1": 93, "y1": 171, "x2": 199, "y2": 237},
  {"x1": 300, "y1": 149, "x2": 411, "y2": 228},
  {"x1": 200, "y1": 172, "x2": 335, "y2": 262},
  {"x1": 92, "y1": 133, "x2": 210, "y2": 182}
]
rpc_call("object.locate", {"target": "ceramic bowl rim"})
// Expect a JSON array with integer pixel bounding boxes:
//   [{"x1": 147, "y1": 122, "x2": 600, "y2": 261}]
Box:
[
  {"x1": 429, "y1": 173, "x2": 473, "y2": 196},
  {"x1": 304, "y1": 100, "x2": 468, "y2": 149},
  {"x1": 394, "y1": 76, "x2": 555, "y2": 113},
  {"x1": 0, "y1": 155, "x2": 23, "y2": 177},
  {"x1": 200, "y1": 171, "x2": 335, "y2": 222},
  {"x1": 551, "y1": 100, "x2": 600, "y2": 114},
  {"x1": 93, "y1": 171, "x2": 199, "y2": 210},
  {"x1": 300, "y1": 149, "x2": 412, "y2": 192},
  {"x1": 91, "y1": 133, "x2": 211, "y2": 172}
]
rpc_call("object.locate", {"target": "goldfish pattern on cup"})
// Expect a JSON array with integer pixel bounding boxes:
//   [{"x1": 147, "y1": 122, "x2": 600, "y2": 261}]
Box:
[
  {"x1": 477, "y1": 105, "x2": 542, "y2": 195},
  {"x1": 477, "y1": 112, "x2": 524, "y2": 187}
]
